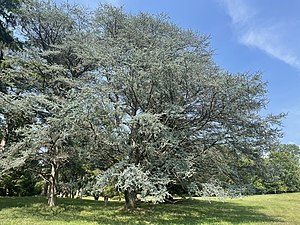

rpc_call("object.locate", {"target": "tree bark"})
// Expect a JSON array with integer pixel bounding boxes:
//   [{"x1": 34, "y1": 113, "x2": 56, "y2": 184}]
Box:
[
  {"x1": 41, "y1": 181, "x2": 49, "y2": 196},
  {"x1": 104, "y1": 195, "x2": 108, "y2": 206},
  {"x1": 0, "y1": 47, "x2": 3, "y2": 63},
  {"x1": 124, "y1": 189, "x2": 137, "y2": 210},
  {"x1": 93, "y1": 193, "x2": 99, "y2": 200},
  {"x1": 48, "y1": 160, "x2": 59, "y2": 207},
  {"x1": 75, "y1": 188, "x2": 83, "y2": 199},
  {"x1": 0, "y1": 124, "x2": 8, "y2": 152},
  {"x1": 0, "y1": 138, "x2": 5, "y2": 151}
]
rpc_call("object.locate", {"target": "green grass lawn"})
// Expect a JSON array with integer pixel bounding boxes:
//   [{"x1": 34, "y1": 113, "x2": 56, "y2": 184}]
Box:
[{"x1": 0, "y1": 193, "x2": 299, "y2": 225}]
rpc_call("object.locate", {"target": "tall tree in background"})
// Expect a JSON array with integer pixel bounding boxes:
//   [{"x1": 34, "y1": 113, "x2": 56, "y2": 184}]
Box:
[
  {"x1": 0, "y1": 0, "x2": 97, "y2": 206},
  {"x1": 263, "y1": 144, "x2": 300, "y2": 193},
  {"x1": 0, "y1": 0, "x2": 24, "y2": 172}
]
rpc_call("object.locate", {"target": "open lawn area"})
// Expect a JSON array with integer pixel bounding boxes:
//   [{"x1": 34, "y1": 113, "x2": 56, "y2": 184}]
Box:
[{"x1": 0, "y1": 193, "x2": 299, "y2": 225}]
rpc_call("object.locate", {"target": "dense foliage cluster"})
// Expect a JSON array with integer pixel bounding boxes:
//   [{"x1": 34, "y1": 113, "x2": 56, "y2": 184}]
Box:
[{"x1": 0, "y1": 0, "x2": 295, "y2": 209}]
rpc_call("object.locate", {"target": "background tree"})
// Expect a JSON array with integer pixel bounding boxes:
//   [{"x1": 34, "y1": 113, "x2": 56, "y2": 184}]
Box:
[
  {"x1": 0, "y1": 0, "x2": 97, "y2": 206},
  {"x1": 263, "y1": 144, "x2": 300, "y2": 193},
  {"x1": 0, "y1": 165, "x2": 41, "y2": 196},
  {"x1": 0, "y1": 0, "x2": 22, "y2": 155}
]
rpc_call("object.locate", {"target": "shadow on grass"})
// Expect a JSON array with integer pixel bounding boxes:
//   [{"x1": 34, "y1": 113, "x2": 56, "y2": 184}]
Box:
[
  {"x1": 0, "y1": 196, "x2": 46, "y2": 209},
  {"x1": 138, "y1": 199, "x2": 283, "y2": 224},
  {"x1": 0, "y1": 196, "x2": 283, "y2": 224}
]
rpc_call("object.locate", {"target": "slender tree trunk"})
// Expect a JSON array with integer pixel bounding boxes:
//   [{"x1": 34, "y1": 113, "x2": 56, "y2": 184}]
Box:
[
  {"x1": 0, "y1": 138, "x2": 5, "y2": 151},
  {"x1": 104, "y1": 195, "x2": 108, "y2": 206},
  {"x1": 0, "y1": 47, "x2": 3, "y2": 63},
  {"x1": 75, "y1": 188, "x2": 82, "y2": 199},
  {"x1": 48, "y1": 160, "x2": 59, "y2": 207},
  {"x1": 41, "y1": 181, "x2": 49, "y2": 196},
  {"x1": 124, "y1": 189, "x2": 137, "y2": 210},
  {"x1": 0, "y1": 124, "x2": 8, "y2": 152}
]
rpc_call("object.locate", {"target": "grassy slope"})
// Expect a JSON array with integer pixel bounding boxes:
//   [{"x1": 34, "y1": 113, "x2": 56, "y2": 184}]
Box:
[{"x1": 0, "y1": 193, "x2": 299, "y2": 225}]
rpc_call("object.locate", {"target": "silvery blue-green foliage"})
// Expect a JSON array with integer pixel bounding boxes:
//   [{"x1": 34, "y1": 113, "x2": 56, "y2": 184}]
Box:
[
  {"x1": 18, "y1": 0, "x2": 90, "y2": 49},
  {"x1": 96, "y1": 161, "x2": 170, "y2": 203},
  {"x1": 200, "y1": 179, "x2": 227, "y2": 202},
  {"x1": 83, "y1": 177, "x2": 101, "y2": 198},
  {"x1": 225, "y1": 184, "x2": 255, "y2": 197},
  {"x1": 0, "y1": 1, "x2": 285, "y2": 207},
  {"x1": 87, "y1": 5, "x2": 285, "y2": 205},
  {"x1": 189, "y1": 179, "x2": 243, "y2": 202},
  {"x1": 0, "y1": 0, "x2": 102, "y2": 206}
]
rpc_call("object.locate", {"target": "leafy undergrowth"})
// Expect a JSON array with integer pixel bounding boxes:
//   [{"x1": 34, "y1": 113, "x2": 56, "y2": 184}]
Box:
[{"x1": 0, "y1": 193, "x2": 299, "y2": 224}]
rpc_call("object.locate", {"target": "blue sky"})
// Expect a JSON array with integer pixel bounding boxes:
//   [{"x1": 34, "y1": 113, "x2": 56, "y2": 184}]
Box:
[{"x1": 60, "y1": 0, "x2": 300, "y2": 145}]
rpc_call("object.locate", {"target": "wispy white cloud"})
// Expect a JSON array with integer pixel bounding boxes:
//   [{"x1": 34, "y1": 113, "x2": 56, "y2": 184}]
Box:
[
  {"x1": 221, "y1": 0, "x2": 300, "y2": 70},
  {"x1": 241, "y1": 28, "x2": 300, "y2": 69},
  {"x1": 221, "y1": 0, "x2": 256, "y2": 25}
]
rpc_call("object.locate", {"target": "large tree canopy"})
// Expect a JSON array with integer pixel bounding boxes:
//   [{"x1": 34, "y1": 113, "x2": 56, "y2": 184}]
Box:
[
  {"x1": 89, "y1": 6, "x2": 283, "y2": 209},
  {"x1": 0, "y1": 1, "x2": 283, "y2": 208}
]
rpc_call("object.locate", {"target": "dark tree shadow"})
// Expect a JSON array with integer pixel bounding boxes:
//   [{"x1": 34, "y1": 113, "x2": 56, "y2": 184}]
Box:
[{"x1": 0, "y1": 196, "x2": 284, "y2": 224}]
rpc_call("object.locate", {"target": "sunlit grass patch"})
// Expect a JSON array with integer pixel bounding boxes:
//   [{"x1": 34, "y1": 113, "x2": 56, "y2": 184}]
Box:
[{"x1": 0, "y1": 193, "x2": 299, "y2": 224}]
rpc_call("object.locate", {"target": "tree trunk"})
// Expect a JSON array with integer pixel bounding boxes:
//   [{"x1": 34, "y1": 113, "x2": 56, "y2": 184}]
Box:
[
  {"x1": 41, "y1": 181, "x2": 49, "y2": 196},
  {"x1": 93, "y1": 193, "x2": 99, "y2": 200},
  {"x1": 0, "y1": 124, "x2": 8, "y2": 152},
  {"x1": 104, "y1": 195, "x2": 109, "y2": 206},
  {"x1": 75, "y1": 188, "x2": 82, "y2": 199},
  {"x1": 0, "y1": 138, "x2": 5, "y2": 151},
  {"x1": 124, "y1": 189, "x2": 137, "y2": 210},
  {"x1": 48, "y1": 160, "x2": 59, "y2": 207},
  {"x1": 0, "y1": 47, "x2": 3, "y2": 63}
]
